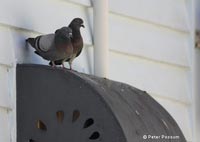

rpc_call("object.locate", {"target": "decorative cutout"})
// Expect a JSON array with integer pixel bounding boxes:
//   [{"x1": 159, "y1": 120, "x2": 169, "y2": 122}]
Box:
[
  {"x1": 36, "y1": 120, "x2": 47, "y2": 131},
  {"x1": 56, "y1": 111, "x2": 64, "y2": 123},
  {"x1": 89, "y1": 131, "x2": 100, "y2": 140},
  {"x1": 83, "y1": 118, "x2": 94, "y2": 128},
  {"x1": 72, "y1": 110, "x2": 80, "y2": 122},
  {"x1": 32, "y1": 112, "x2": 100, "y2": 141}
]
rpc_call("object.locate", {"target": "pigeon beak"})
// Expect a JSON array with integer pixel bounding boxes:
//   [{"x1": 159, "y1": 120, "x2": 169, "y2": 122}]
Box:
[{"x1": 81, "y1": 24, "x2": 85, "y2": 28}]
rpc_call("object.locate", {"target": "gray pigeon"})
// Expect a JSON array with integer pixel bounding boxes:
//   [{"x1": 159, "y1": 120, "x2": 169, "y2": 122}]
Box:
[
  {"x1": 49, "y1": 18, "x2": 84, "y2": 70},
  {"x1": 26, "y1": 27, "x2": 73, "y2": 68}
]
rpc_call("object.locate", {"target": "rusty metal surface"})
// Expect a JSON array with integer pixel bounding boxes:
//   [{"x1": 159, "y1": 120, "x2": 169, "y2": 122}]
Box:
[{"x1": 17, "y1": 64, "x2": 186, "y2": 142}]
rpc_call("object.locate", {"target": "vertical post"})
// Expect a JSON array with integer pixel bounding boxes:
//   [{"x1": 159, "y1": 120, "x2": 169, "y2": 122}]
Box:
[{"x1": 93, "y1": 0, "x2": 109, "y2": 78}]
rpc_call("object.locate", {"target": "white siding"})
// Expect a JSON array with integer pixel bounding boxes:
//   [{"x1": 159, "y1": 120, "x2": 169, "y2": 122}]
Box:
[
  {"x1": 109, "y1": 52, "x2": 190, "y2": 103},
  {"x1": 109, "y1": 0, "x2": 190, "y2": 32},
  {"x1": 67, "y1": 0, "x2": 91, "y2": 6},
  {"x1": 0, "y1": 0, "x2": 92, "y2": 45},
  {"x1": 0, "y1": 66, "x2": 11, "y2": 108},
  {"x1": 0, "y1": 26, "x2": 16, "y2": 142},
  {"x1": 0, "y1": 108, "x2": 10, "y2": 142},
  {"x1": 0, "y1": 27, "x2": 15, "y2": 66},
  {"x1": 109, "y1": 14, "x2": 190, "y2": 67}
]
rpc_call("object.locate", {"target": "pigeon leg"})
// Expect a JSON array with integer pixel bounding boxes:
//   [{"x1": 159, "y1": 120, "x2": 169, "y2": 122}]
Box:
[
  {"x1": 69, "y1": 62, "x2": 72, "y2": 70},
  {"x1": 52, "y1": 61, "x2": 56, "y2": 68},
  {"x1": 62, "y1": 62, "x2": 65, "y2": 69}
]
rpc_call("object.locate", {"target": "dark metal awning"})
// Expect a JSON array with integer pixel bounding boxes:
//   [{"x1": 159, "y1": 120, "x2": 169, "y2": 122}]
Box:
[{"x1": 17, "y1": 64, "x2": 186, "y2": 142}]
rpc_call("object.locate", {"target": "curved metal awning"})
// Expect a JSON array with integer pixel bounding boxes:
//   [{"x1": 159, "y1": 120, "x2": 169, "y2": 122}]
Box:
[{"x1": 17, "y1": 64, "x2": 186, "y2": 142}]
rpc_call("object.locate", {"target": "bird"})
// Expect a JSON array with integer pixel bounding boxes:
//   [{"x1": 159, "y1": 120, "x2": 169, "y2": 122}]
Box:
[
  {"x1": 26, "y1": 27, "x2": 73, "y2": 68},
  {"x1": 49, "y1": 18, "x2": 84, "y2": 70}
]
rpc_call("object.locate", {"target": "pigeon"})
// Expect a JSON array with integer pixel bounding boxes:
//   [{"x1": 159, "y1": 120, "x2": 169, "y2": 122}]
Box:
[
  {"x1": 26, "y1": 27, "x2": 73, "y2": 68},
  {"x1": 49, "y1": 18, "x2": 84, "y2": 70}
]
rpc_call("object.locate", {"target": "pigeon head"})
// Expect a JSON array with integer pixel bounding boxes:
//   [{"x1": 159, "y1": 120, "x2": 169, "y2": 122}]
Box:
[
  {"x1": 69, "y1": 18, "x2": 85, "y2": 30},
  {"x1": 55, "y1": 27, "x2": 72, "y2": 42}
]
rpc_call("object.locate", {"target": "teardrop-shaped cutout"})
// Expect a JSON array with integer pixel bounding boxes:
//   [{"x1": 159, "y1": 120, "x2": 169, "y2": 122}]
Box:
[
  {"x1": 29, "y1": 139, "x2": 35, "y2": 142},
  {"x1": 56, "y1": 111, "x2": 64, "y2": 123},
  {"x1": 72, "y1": 110, "x2": 80, "y2": 122},
  {"x1": 36, "y1": 120, "x2": 47, "y2": 131},
  {"x1": 83, "y1": 118, "x2": 94, "y2": 128},
  {"x1": 89, "y1": 131, "x2": 100, "y2": 140}
]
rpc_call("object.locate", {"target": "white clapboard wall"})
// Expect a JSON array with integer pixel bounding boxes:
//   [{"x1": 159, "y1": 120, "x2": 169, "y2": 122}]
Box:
[{"x1": 0, "y1": 0, "x2": 198, "y2": 142}]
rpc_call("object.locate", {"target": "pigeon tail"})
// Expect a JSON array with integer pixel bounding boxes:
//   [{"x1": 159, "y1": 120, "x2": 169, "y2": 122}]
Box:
[
  {"x1": 49, "y1": 61, "x2": 54, "y2": 66},
  {"x1": 26, "y1": 38, "x2": 35, "y2": 48}
]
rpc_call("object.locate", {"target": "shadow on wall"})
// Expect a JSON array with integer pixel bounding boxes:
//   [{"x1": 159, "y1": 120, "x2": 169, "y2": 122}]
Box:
[
  {"x1": 11, "y1": 30, "x2": 48, "y2": 65},
  {"x1": 9, "y1": 9, "x2": 49, "y2": 65}
]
